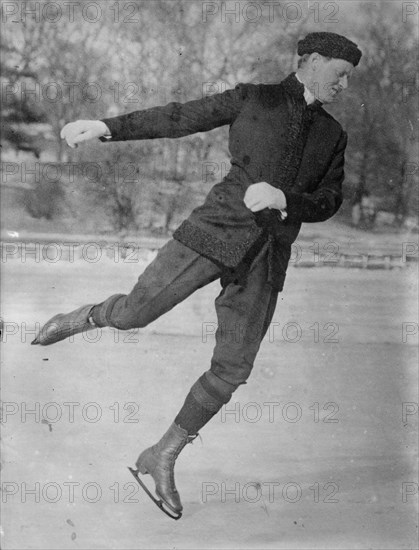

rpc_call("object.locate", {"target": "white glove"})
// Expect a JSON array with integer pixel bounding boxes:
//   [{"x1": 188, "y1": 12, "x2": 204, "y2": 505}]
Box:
[
  {"x1": 60, "y1": 120, "x2": 110, "y2": 148},
  {"x1": 244, "y1": 182, "x2": 287, "y2": 212}
]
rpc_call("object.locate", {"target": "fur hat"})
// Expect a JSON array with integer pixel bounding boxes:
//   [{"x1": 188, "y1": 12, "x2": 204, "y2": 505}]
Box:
[{"x1": 298, "y1": 32, "x2": 362, "y2": 66}]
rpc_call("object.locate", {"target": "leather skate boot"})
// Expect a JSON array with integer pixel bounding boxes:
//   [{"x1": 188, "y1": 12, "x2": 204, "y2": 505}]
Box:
[
  {"x1": 135, "y1": 423, "x2": 197, "y2": 516},
  {"x1": 31, "y1": 304, "x2": 97, "y2": 346}
]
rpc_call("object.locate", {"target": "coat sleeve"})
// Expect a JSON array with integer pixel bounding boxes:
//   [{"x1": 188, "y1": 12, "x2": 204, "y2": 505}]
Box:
[
  {"x1": 282, "y1": 130, "x2": 347, "y2": 224},
  {"x1": 99, "y1": 84, "x2": 250, "y2": 141}
]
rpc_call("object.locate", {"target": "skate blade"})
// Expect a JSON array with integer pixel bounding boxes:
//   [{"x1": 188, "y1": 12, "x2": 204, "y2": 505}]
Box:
[{"x1": 127, "y1": 467, "x2": 182, "y2": 520}]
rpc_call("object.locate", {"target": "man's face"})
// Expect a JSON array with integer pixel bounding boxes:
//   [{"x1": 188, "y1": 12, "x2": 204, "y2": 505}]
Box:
[{"x1": 310, "y1": 55, "x2": 354, "y2": 103}]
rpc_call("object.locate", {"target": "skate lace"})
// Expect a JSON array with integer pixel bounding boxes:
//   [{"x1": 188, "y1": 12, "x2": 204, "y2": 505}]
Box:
[{"x1": 169, "y1": 434, "x2": 198, "y2": 488}]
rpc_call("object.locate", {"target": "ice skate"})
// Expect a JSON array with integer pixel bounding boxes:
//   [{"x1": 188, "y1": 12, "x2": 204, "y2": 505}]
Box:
[
  {"x1": 128, "y1": 423, "x2": 197, "y2": 519},
  {"x1": 31, "y1": 304, "x2": 96, "y2": 346}
]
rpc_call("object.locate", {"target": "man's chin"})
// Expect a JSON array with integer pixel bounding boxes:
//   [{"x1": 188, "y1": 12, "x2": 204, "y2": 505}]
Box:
[{"x1": 321, "y1": 93, "x2": 340, "y2": 104}]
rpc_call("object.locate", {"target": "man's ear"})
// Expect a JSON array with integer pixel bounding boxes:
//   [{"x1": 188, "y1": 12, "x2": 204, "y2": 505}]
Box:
[{"x1": 309, "y1": 52, "x2": 321, "y2": 71}]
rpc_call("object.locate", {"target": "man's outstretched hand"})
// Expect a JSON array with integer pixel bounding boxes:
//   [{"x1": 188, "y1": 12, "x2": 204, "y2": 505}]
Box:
[
  {"x1": 60, "y1": 120, "x2": 110, "y2": 148},
  {"x1": 244, "y1": 182, "x2": 287, "y2": 212}
]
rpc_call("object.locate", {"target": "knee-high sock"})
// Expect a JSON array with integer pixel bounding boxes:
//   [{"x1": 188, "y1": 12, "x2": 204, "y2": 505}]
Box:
[
  {"x1": 174, "y1": 371, "x2": 236, "y2": 435},
  {"x1": 90, "y1": 294, "x2": 125, "y2": 328}
]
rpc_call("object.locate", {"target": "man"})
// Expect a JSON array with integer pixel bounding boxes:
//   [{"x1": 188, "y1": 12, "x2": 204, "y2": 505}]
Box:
[{"x1": 32, "y1": 32, "x2": 361, "y2": 519}]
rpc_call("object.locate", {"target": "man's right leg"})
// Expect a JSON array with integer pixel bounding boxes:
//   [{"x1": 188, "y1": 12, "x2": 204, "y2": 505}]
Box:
[{"x1": 32, "y1": 239, "x2": 222, "y2": 345}]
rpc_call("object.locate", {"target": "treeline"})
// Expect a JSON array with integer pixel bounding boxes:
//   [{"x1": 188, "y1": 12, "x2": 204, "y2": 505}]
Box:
[{"x1": 1, "y1": 0, "x2": 417, "y2": 233}]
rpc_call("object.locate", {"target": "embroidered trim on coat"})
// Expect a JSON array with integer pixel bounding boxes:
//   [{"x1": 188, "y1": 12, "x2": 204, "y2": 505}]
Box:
[{"x1": 173, "y1": 219, "x2": 264, "y2": 268}]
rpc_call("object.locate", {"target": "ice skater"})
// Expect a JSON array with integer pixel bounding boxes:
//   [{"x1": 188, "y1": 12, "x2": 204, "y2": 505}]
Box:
[{"x1": 32, "y1": 32, "x2": 361, "y2": 519}]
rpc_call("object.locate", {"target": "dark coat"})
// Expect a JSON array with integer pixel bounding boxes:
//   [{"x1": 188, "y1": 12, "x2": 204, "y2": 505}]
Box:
[{"x1": 101, "y1": 73, "x2": 347, "y2": 290}]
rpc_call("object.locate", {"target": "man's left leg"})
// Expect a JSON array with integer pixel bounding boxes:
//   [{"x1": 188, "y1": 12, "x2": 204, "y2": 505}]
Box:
[{"x1": 135, "y1": 243, "x2": 279, "y2": 515}]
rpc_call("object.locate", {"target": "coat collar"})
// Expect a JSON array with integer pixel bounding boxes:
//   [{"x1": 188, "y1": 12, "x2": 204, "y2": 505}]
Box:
[{"x1": 281, "y1": 72, "x2": 323, "y2": 111}]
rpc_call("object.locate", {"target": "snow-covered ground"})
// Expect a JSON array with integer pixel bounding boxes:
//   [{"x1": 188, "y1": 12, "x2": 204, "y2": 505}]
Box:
[{"x1": 1, "y1": 253, "x2": 418, "y2": 549}]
